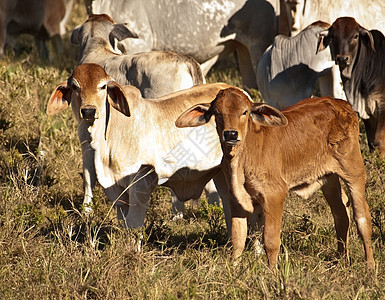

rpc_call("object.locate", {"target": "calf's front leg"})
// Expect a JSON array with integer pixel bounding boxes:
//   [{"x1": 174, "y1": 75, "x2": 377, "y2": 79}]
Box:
[{"x1": 263, "y1": 194, "x2": 285, "y2": 269}]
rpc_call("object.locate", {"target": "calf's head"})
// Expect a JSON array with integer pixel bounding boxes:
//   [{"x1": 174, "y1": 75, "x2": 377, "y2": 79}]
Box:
[
  {"x1": 317, "y1": 17, "x2": 374, "y2": 79},
  {"x1": 175, "y1": 87, "x2": 288, "y2": 147},
  {"x1": 46, "y1": 63, "x2": 130, "y2": 121},
  {"x1": 71, "y1": 14, "x2": 138, "y2": 53}
]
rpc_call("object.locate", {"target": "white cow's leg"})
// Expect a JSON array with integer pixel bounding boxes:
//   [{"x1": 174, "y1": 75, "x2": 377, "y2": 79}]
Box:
[
  {"x1": 124, "y1": 167, "x2": 158, "y2": 228},
  {"x1": 171, "y1": 190, "x2": 185, "y2": 220},
  {"x1": 79, "y1": 129, "x2": 97, "y2": 214},
  {"x1": 236, "y1": 44, "x2": 257, "y2": 90},
  {"x1": 200, "y1": 55, "x2": 219, "y2": 77},
  {"x1": 213, "y1": 171, "x2": 232, "y2": 236},
  {"x1": 204, "y1": 179, "x2": 220, "y2": 206},
  {"x1": 171, "y1": 179, "x2": 220, "y2": 220}
]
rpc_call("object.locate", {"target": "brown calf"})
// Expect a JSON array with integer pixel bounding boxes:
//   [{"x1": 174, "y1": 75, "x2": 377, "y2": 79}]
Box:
[{"x1": 176, "y1": 88, "x2": 374, "y2": 269}]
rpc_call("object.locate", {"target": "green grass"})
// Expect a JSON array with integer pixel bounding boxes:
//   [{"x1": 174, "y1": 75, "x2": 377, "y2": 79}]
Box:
[{"x1": 0, "y1": 1, "x2": 384, "y2": 298}]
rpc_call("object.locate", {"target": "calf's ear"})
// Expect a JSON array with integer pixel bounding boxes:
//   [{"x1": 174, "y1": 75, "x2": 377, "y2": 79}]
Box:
[
  {"x1": 360, "y1": 28, "x2": 375, "y2": 51},
  {"x1": 250, "y1": 103, "x2": 288, "y2": 127},
  {"x1": 107, "y1": 81, "x2": 130, "y2": 117},
  {"x1": 317, "y1": 29, "x2": 331, "y2": 54},
  {"x1": 175, "y1": 103, "x2": 212, "y2": 128},
  {"x1": 46, "y1": 82, "x2": 71, "y2": 115}
]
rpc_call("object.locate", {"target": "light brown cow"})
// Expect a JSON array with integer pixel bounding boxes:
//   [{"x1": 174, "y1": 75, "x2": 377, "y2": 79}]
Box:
[
  {"x1": 0, "y1": 0, "x2": 73, "y2": 58},
  {"x1": 176, "y1": 88, "x2": 374, "y2": 269},
  {"x1": 46, "y1": 63, "x2": 235, "y2": 231}
]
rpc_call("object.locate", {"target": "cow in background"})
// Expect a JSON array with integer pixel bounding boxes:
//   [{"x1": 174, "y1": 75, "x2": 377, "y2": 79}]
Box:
[
  {"x1": 0, "y1": 0, "x2": 73, "y2": 59},
  {"x1": 85, "y1": 0, "x2": 285, "y2": 90},
  {"x1": 317, "y1": 17, "x2": 385, "y2": 157},
  {"x1": 257, "y1": 21, "x2": 345, "y2": 109},
  {"x1": 284, "y1": 0, "x2": 385, "y2": 36},
  {"x1": 176, "y1": 88, "x2": 374, "y2": 269}
]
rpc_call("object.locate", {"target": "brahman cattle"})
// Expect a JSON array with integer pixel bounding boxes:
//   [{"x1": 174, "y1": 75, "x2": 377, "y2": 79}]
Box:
[
  {"x1": 176, "y1": 88, "x2": 374, "y2": 269},
  {"x1": 70, "y1": 14, "x2": 211, "y2": 216},
  {"x1": 0, "y1": 0, "x2": 73, "y2": 58},
  {"x1": 71, "y1": 14, "x2": 204, "y2": 98},
  {"x1": 86, "y1": 0, "x2": 283, "y2": 89},
  {"x1": 47, "y1": 63, "x2": 235, "y2": 230},
  {"x1": 284, "y1": 0, "x2": 385, "y2": 36},
  {"x1": 317, "y1": 17, "x2": 385, "y2": 157},
  {"x1": 257, "y1": 21, "x2": 345, "y2": 109}
]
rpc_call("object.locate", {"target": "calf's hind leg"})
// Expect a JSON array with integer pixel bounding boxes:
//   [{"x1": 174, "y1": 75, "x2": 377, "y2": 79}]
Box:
[
  {"x1": 321, "y1": 174, "x2": 350, "y2": 258},
  {"x1": 339, "y1": 152, "x2": 374, "y2": 268}
]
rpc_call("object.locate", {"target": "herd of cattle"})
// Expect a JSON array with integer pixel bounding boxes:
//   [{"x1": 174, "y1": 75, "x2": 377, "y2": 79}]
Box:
[{"x1": 4, "y1": 0, "x2": 385, "y2": 269}]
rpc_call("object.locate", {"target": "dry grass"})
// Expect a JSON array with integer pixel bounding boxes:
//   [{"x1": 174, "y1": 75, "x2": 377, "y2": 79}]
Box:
[{"x1": 0, "y1": 1, "x2": 384, "y2": 299}]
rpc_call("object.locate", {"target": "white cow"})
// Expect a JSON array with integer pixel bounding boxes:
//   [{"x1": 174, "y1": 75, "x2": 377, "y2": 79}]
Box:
[
  {"x1": 257, "y1": 21, "x2": 345, "y2": 109},
  {"x1": 46, "y1": 63, "x2": 234, "y2": 230},
  {"x1": 284, "y1": 0, "x2": 385, "y2": 36},
  {"x1": 70, "y1": 14, "x2": 217, "y2": 217},
  {"x1": 86, "y1": 0, "x2": 284, "y2": 90}
]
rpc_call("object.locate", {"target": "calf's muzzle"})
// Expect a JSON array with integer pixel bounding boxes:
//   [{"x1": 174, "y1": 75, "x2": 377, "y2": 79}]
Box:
[
  {"x1": 336, "y1": 55, "x2": 350, "y2": 67},
  {"x1": 223, "y1": 130, "x2": 239, "y2": 145},
  {"x1": 80, "y1": 107, "x2": 97, "y2": 120}
]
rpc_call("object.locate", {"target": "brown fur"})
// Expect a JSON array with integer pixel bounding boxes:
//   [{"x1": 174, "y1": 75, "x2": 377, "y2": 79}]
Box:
[{"x1": 176, "y1": 88, "x2": 374, "y2": 269}]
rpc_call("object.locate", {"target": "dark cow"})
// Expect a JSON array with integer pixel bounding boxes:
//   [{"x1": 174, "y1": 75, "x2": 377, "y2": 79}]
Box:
[
  {"x1": 176, "y1": 88, "x2": 374, "y2": 269},
  {"x1": 318, "y1": 17, "x2": 385, "y2": 157},
  {"x1": 86, "y1": 0, "x2": 284, "y2": 89}
]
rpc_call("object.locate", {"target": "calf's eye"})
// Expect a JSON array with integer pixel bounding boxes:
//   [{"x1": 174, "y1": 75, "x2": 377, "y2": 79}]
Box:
[
  {"x1": 243, "y1": 110, "x2": 248, "y2": 115},
  {"x1": 100, "y1": 85, "x2": 107, "y2": 90}
]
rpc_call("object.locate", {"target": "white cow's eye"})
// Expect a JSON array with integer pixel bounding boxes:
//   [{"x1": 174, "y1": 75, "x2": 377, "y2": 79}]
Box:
[
  {"x1": 100, "y1": 85, "x2": 107, "y2": 90},
  {"x1": 72, "y1": 84, "x2": 79, "y2": 91}
]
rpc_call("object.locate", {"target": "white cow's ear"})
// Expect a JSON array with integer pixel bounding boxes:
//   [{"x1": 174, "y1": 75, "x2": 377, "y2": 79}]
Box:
[
  {"x1": 111, "y1": 23, "x2": 138, "y2": 41},
  {"x1": 107, "y1": 81, "x2": 130, "y2": 117},
  {"x1": 317, "y1": 30, "x2": 330, "y2": 53},
  {"x1": 46, "y1": 82, "x2": 71, "y2": 115},
  {"x1": 250, "y1": 103, "x2": 288, "y2": 127},
  {"x1": 175, "y1": 103, "x2": 212, "y2": 128}
]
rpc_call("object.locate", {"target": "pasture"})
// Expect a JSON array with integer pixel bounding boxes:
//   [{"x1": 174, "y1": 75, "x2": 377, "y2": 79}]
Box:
[{"x1": 0, "y1": 1, "x2": 384, "y2": 298}]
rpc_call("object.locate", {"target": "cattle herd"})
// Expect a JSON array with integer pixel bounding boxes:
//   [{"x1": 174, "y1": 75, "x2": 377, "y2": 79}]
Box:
[{"x1": 5, "y1": 0, "x2": 385, "y2": 269}]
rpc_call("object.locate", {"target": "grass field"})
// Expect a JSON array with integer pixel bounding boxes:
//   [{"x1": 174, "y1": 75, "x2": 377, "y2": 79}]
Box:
[{"x1": 0, "y1": 1, "x2": 384, "y2": 299}]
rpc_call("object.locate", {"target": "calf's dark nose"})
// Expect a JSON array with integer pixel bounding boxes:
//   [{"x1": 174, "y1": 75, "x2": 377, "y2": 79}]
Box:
[
  {"x1": 81, "y1": 107, "x2": 96, "y2": 120},
  {"x1": 336, "y1": 55, "x2": 349, "y2": 67},
  {"x1": 223, "y1": 130, "x2": 238, "y2": 143}
]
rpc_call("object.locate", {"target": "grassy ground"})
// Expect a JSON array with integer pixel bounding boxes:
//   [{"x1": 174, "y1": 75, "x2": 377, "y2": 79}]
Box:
[{"x1": 0, "y1": 1, "x2": 384, "y2": 299}]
